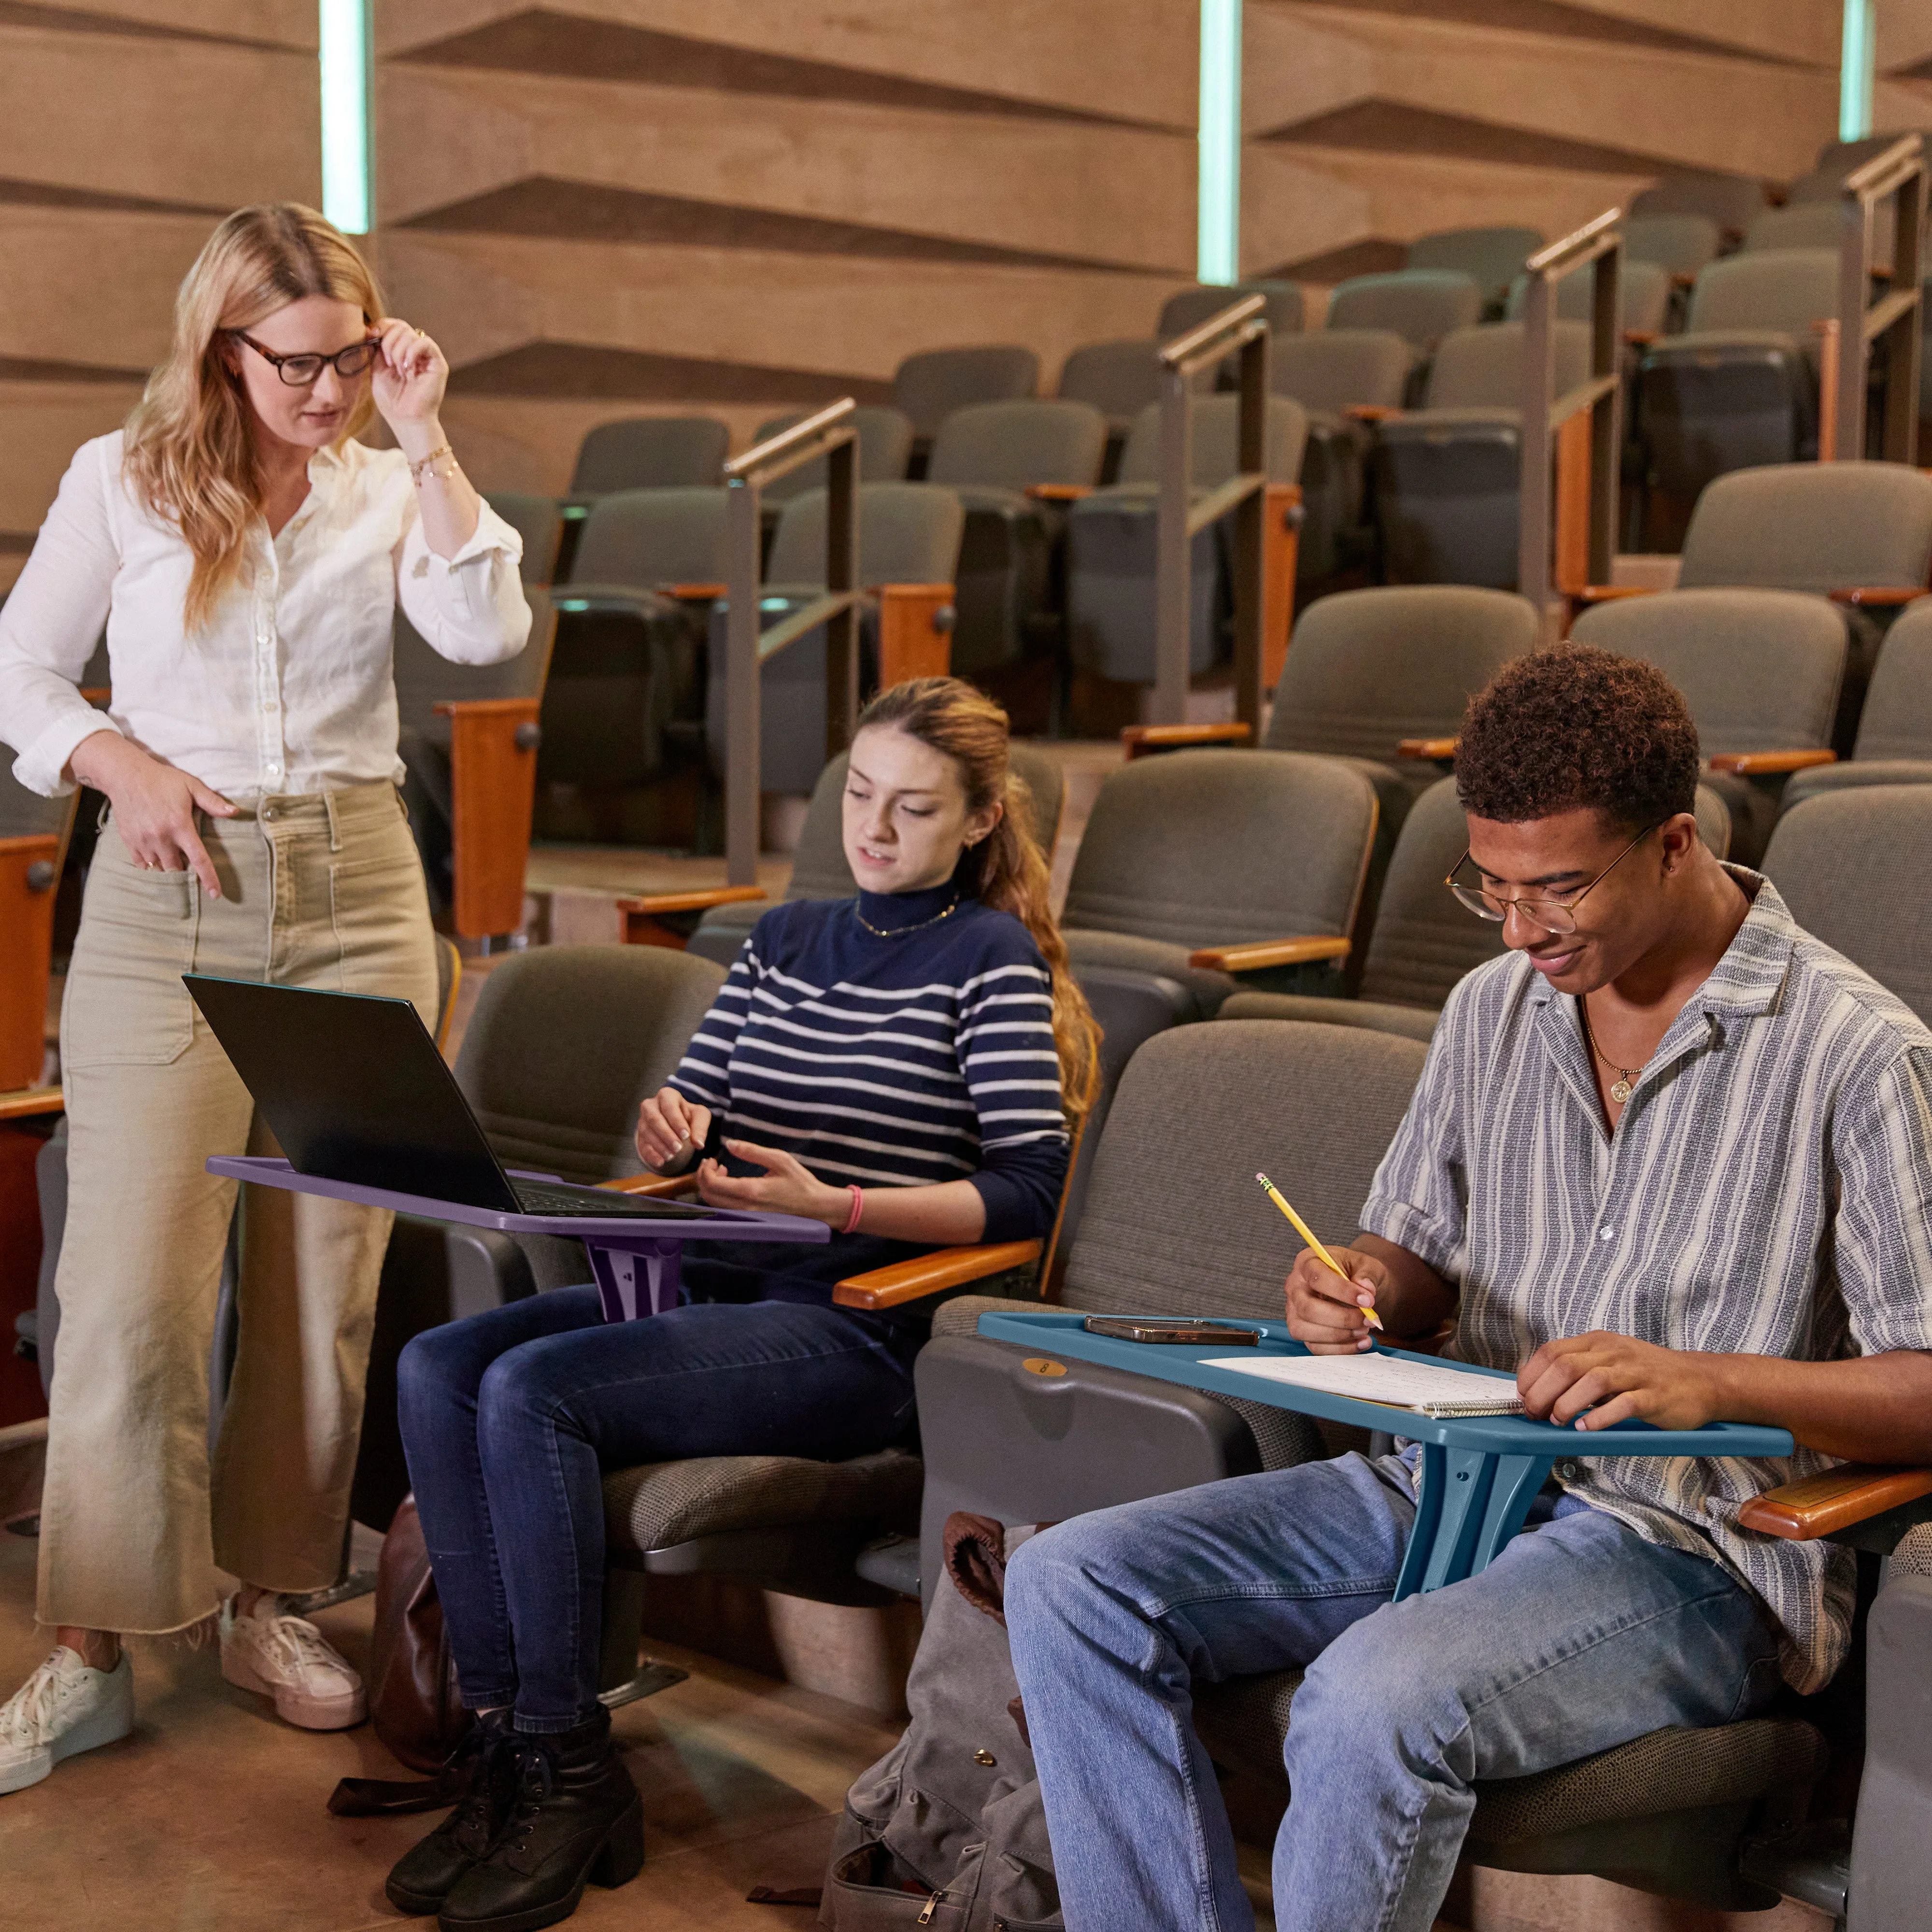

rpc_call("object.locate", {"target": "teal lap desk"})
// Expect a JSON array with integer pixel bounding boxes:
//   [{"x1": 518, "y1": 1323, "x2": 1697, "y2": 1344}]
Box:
[
  {"x1": 975, "y1": 1310, "x2": 1793, "y2": 1601},
  {"x1": 205, "y1": 1155, "x2": 828, "y2": 1321}
]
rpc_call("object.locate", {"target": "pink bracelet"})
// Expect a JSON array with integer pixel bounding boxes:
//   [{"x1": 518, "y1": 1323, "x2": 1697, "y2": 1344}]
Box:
[{"x1": 843, "y1": 1185, "x2": 865, "y2": 1234}]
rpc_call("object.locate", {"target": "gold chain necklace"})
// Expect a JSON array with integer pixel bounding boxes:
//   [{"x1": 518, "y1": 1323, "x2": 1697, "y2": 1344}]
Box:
[
  {"x1": 853, "y1": 893, "x2": 962, "y2": 938},
  {"x1": 1579, "y1": 999, "x2": 1644, "y2": 1106}
]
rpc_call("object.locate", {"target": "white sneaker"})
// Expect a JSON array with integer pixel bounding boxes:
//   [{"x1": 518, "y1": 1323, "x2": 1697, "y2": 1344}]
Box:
[
  {"x1": 219, "y1": 1593, "x2": 367, "y2": 1731},
  {"x1": 0, "y1": 1647, "x2": 135, "y2": 1795}
]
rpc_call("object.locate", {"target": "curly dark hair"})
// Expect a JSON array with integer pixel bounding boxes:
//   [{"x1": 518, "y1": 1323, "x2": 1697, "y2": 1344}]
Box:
[{"x1": 1454, "y1": 644, "x2": 1701, "y2": 831}]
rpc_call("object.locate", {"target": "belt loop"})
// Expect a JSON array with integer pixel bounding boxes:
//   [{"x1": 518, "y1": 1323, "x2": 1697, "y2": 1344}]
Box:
[{"x1": 323, "y1": 786, "x2": 343, "y2": 853}]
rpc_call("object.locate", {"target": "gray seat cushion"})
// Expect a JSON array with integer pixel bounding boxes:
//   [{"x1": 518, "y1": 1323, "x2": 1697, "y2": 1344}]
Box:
[
  {"x1": 603, "y1": 1447, "x2": 923, "y2": 1556},
  {"x1": 1064, "y1": 928, "x2": 1234, "y2": 1015},
  {"x1": 1217, "y1": 991, "x2": 1439, "y2": 1043},
  {"x1": 1782, "y1": 757, "x2": 1932, "y2": 812},
  {"x1": 1191, "y1": 1669, "x2": 1828, "y2": 1847}
]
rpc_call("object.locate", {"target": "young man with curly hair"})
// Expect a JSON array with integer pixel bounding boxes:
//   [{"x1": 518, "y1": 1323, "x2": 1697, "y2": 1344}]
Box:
[{"x1": 1004, "y1": 644, "x2": 1932, "y2": 1932}]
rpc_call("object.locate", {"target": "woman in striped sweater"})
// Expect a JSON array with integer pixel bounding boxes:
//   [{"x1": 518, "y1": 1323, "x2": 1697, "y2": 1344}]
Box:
[{"x1": 388, "y1": 679, "x2": 1099, "y2": 1932}]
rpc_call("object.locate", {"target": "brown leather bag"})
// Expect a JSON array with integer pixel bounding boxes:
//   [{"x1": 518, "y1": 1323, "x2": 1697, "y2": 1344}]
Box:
[{"x1": 327, "y1": 1496, "x2": 474, "y2": 1817}]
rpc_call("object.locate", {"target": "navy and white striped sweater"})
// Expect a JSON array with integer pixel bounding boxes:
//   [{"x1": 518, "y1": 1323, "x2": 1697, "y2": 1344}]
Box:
[{"x1": 669, "y1": 883, "x2": 1070, "y2": 1245}]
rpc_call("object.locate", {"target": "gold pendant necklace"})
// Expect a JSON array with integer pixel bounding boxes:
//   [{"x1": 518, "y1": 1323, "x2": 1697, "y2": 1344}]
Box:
[
  {"x1": 1580, "y1": 999, "x2": 1644, "y2": 1106},
  {"x1": 853, "y1": 893, "x2": 961, "y2": 938}
]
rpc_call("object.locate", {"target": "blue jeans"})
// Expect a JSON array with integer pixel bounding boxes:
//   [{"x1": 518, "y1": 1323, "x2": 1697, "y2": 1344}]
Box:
[
  {"x1": 396, "y1": 1283, "x2": 923, "y2": 1733},
  {"x1": 1003, "y1": 1452, "x2": 1784, "y2": 1932}
]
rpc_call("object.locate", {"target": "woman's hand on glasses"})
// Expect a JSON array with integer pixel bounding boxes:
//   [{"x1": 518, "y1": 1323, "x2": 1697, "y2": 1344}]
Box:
[{"x1": 369, "y1": 317, "x2": 449, "y2": 430}]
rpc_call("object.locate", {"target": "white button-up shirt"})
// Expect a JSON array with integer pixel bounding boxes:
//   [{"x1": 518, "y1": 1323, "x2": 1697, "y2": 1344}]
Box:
[{"x1": 0, "y1": 431, "x2": 530, "y2": 798}]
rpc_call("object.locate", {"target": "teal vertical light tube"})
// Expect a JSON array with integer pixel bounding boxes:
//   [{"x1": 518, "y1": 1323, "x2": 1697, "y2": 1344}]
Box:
[
  {"x1": 1839, "y1": 0, "x2": 1875, "y2": 143},
  {"x1": 1197, "y1": 0, "x2": 1242, "y2": 285},
  {"x1": 319, "y1": 0, "x2": 372, "y2": 233}
]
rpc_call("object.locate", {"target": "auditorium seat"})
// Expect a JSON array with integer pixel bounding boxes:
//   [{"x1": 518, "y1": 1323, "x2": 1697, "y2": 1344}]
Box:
[
  {"x1": 893, "y1": 345, "x2": 1040, "y2": 470},
  {"x1": 1221, "y1": 775, "x2": 1732, "y2": 1042},
  {"x1": 1159, "y1": 280, "x2": 1305, "y2": 342},
  {"x1": 568, "y1": 415, "x2": 729, "y2": 496},
  {"x1": 1407, "y1": 225, "x2": 1544, "y2": 316},
  {"x1": 396, "y1": 587, "x2": 558, "y2": 940},
  {"x1": 648, "y1": 742, "x2": 1063, "y2": 963},
  {"x1": 1743, "y1": 202, "x2": 1851, "y2": 253},
  {"x1": 1572, "y1": 587, "x2": 1846, "y2": 866},
  {"x1": 1373, "y1": 319, "x2": 1592, "y2": 588},
  {"x1": 1634, "y1": 250, "x2": 1839, "y2": 541},
  {"x1": 703, "y1": 482, "x2": 964, "y2": 796},
  {"x1": 1055, "y1": 339, "x2": 1169, "y2": 475},
  {"x1": 0, "y1": 767, "x2": 77, "y2": 1094},
  {"x1": 751, "y1": 405, "x2": 915, "y2": 502},
  {"x1": 1269, "y1": 329, "x2": 1412, "y2": 580},
  {"x1": 1058, "y1": 749, "x2": 1378, "y2": 1013},
  {"x1": 1628, "y1": 172, "x2": 1768, "y2": 245},
  {"x1": 1782, "y1": 597, "x2": 1932, "y2": 811},
  {"x1": 1064, "y1": 394, "x2": 1308, "y2": 688},
  {"x1": 1324, "y1": 270, "x2": 1484, "y2": 360},
  {"x1": 537, "y1": 488, "x2": 728, "y2": 811},
  {"x1": 1503, "y1": 257, "x2": 1672, "y2": 337},
  {"x1": 1623, "y1": 213, "x2": 1721, "y2": 282},
  {"x1": 483, "y1": 491, "x2": 563, "y2": 586},
  {"x1": 923, "y1": 398, "x2": 1108, "y2": 675}
]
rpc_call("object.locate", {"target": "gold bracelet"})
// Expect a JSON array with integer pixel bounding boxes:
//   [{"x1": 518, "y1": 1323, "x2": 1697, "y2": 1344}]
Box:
[{"x1": 408, "y1": 442, "x2": 457, "y2": 484}]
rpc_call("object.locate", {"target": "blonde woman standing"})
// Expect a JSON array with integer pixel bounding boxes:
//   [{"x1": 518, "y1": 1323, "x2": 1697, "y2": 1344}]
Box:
[{"x1": 0, "y1": 203, "x2": 529, "y2": 1791}]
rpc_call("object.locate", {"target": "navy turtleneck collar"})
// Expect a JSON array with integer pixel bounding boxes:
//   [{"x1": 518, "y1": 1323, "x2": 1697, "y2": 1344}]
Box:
[{"x1": 854, "y1": 878, "x2": 967, "y2": 934}]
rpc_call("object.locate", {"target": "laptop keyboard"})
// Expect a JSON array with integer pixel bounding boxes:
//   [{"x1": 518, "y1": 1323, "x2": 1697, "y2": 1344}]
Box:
[{"x1": 510, "y1": 1179, "x2": 710, "y2": 1220}]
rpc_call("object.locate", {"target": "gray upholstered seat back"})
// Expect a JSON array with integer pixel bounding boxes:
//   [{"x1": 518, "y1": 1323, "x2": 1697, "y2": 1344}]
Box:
[
  {"x1": 1061, "y1": 1021, "x2": 1428, "y2": 1319},
  {"x1": 893, "y1": 346, "x2": 1039, "y2": 440},
  {"x1": 1855, "y1": 601, "x2": 1932, "y2": 759},
  {"x1": 1407, "y1": 226, "x2": 1543, "y2": 305},
  {"x1": 484, "y1": 492, "x2": 563, "y2": 585},
  {"x1": 454, "y1": 945, "x2": 727, "y2": 1182},
  {"x1": 393, "y1": 586, "x2": 557, "y2": 743},
  {"x1": 1358, "y1": 776, "x2": 1509, "y2": 1007},
  {"x1": 1064, "y1": 750, "x2": 1376, "y2": 949},
  {"x1": 1676, "y1": 463, "x2": 1932, "y2": 594},
  {"x1": 1763, "y1": 787, "x2": 1932, "y2": 1025},
  {"x1": 1271, "y1": 329, "x2": 1410, "y2": 413},
  {"x1": 1572, "y1": 588, "x2": 1846, "y2": 752},
  {"x1": 1056, "y1": 339, "x2": 1165, "y2": 431},
  {"x1": 1160, "y1": 281, "x2": 1305, "y2": 341},
  {"x1": 927, "y1": 399, "x2": 1107, "y2": 491},
  {"x1": 1115, "y1": 395, "x2": 1310, "y2": 489},
  {"x1": 766, "y1": 483, "x2": 965, "y2": 587},
  {"x1": 569, "y1": 416, "x2": 729, "y2": 494},
  {"x1": 1630, "y1": 174, "x2": 1766, "y2": 234},
  {"x1": 1264, "y1": 585, "x2": 1538, "y2": 762},
  {"x1": 753, "y1": 406, "x2": 914, "y2": 501},
  {"x1": 1685, "y1": 251, "x2": 1839, "y2": 336},
  {"x1": 1504, "y1": 261, "x2": 1671, "y2": 335},
  {"x1": 568, "y1": 487, "x2": 728, "y2": 587},
  {"x1": 1743, "y1": 203, "x2": 1851, "y2": 252},
  {"x1": 1424, "y1": 321, "x2": 1592, "y2": 411},
  {"x1": 1324, "y1": 270, "x2": 1483, "y2": 350},
  {"x1": 1622, "y1": 213, "x2": 1720, "y2": 278},
  {"x1": 784, "y1": 743, "x2": 1065, "y2": 901}
]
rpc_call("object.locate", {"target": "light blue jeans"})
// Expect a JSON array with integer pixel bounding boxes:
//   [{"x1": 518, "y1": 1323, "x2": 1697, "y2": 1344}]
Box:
[{"x1": 1003, "y1": 1451, "x2": 1784, "y2": 1932}]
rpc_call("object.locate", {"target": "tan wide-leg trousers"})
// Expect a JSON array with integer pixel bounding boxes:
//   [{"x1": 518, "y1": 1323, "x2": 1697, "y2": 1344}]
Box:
[{"x1": 38, "y1": 782, "x2": 438, "y2": 1634}]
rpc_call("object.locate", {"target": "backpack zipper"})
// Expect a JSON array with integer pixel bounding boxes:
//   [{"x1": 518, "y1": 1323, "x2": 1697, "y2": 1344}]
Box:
[{"x1": 917, "y1": 1888, "x2": 951, "y2": 1925}]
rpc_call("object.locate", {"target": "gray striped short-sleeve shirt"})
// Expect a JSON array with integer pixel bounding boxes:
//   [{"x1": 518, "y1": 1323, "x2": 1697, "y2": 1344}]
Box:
[{"x1": 1360, "y1": 870, "x2": 1932, "y2": 1692}]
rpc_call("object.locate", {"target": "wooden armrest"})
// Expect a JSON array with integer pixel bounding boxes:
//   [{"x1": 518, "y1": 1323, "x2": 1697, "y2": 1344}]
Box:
[
  {"x1": 79, "y1": 685, "x2": 111, "y2": 707},
  {"x1": 1570, "y1": 585, "x2": 1656, "y2": 606},
  {"x1": 1623, "y1": 330, "x2": 1657, "y2": 346},
  {"x1": 1672, "y1": 271, "x2": 1697, "y2": 290},
  {"x1": 878, "y1": 582, "x2": 956, "y2": 687},
  {"x1": 616, "y1": 885, "x2": 767, "y2": 917},
  {"x1": 597, "y1": 1171, "x2": 699, "y2": 1198},
  {"x1": 433, "y1": 697, "x2": 538, "y2": 724},
  {"x1": 1024, "y1": 483, "x2": 1093, "y2": 502},
  {"x1": 833, "y1": 1239, "x2": 1044, "y2": 1310},
  {"x1": 663, "y1": 581, "x2": 726, "y2": 602},
  {"x1": 433, "y1": 698, "x2": 542, "y2": 942},
  {"x1": 1189, "y1": 935, "x2": 1351, "y2": 973},
  {"x1": 1397, "y1": 737, "x2": 1458, "y2": 761},
  {"x1": 1738, "y1": 1464, "x2": 1932, "y2": 1541},
  {"x1": 1830, "y1": 586, "x2": 1925, "y2": 608},
  {"x1": 1343, "y1": 404, "x2": 1402, "y2": 423},
  {"x1": 1120, "y1": 721, "x2": 1254, "y2": 759},
  {"x1": 1706, "y1": 749, "x2": 1837, "y2": 776},
  {"x1": 0, "y1": 1086, "x2": 64, "y2": 1122}
]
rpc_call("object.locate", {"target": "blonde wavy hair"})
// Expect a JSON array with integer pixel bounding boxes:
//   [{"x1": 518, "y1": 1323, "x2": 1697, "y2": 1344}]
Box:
[
  {"x1": 856, "y1": 678, "x2": 1103, "y2": 1125},
  {"x1": 122, "y1": 203, "x2": 384, "y2": 632}
]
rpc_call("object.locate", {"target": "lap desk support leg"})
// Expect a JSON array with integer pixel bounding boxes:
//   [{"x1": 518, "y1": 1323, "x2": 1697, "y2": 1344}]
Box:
[
  {"x1": 974, "y1": 1311, "x2": 1793, "y2": 1599},
  {"x1": 205, "y1": 1158, "x2": 829, "y2": 1322}
]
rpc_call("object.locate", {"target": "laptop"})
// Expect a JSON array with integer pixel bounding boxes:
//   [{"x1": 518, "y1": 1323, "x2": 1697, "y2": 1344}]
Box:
[{"x1": 184, "y1": 975, "x2": 717, "y2": 1221}]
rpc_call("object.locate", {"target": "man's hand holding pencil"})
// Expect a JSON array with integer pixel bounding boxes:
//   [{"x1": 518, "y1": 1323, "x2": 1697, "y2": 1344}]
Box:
[{"x1": 1283, "y1": 1244, "x2": 1396, "y2": 1354}]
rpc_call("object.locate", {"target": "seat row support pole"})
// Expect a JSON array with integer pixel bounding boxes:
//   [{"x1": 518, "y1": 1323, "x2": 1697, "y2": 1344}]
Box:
[{"x1": 1835, "y1": 133, "x2": 1924, "y2": 465}]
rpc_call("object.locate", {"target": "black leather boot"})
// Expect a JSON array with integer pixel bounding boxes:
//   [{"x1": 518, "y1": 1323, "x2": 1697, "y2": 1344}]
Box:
[
  {"x1": 385, "y1": 1710, "x2": 514, "y2": 1915},
  {"x1": 436, "y1": 1711, "x2": 643, "y2": 1932}
]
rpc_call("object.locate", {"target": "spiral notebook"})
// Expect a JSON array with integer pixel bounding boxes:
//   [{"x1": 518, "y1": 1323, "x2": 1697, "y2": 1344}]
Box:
[{"x1": 1199, "y1": 1351, "x2": 1526, "y2": 1418}]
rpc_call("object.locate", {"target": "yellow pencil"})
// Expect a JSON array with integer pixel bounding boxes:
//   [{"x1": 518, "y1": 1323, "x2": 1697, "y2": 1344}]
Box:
[{"x1": 1256, "y1": 1171, "x2": 1383, "y2": 1331}]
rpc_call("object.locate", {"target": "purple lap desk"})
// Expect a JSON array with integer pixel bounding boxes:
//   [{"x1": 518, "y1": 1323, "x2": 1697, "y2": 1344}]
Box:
[
  {"x1": 206, "y1": 1157, "x2": 828, "y2": 1321},
  {"x1": 976, "y1": 1309, "x2": 1794, "y2": 1601}
]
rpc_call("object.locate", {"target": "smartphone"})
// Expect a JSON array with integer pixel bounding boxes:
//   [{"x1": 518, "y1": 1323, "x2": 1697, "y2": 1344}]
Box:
[{"x1": 1082, "y1": 1316, "x2": 1262, "y2": 1346}]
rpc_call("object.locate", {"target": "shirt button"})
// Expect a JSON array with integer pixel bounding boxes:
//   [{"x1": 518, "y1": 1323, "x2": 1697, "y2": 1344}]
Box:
[
  {"x1": 263, "y1": 698, "x2": 278, "y2": 713},
  {"x1": 1597, "y1": 1226, "x2": 1615, "y2": 1244}
]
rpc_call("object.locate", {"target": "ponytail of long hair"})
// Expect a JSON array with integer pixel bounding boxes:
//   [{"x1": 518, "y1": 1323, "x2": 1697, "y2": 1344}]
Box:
[{"x1": 856, "y1": 677, "x2": 1102, "y2": 1125}]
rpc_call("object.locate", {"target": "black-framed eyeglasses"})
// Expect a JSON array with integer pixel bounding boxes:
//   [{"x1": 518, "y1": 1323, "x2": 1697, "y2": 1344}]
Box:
[
  {"x1": 231, "y1": 332, "x2": 381, "y2": 387},
  {"x1": 1445, "y1": 821, "x2": 1663, "y2": 936}
]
